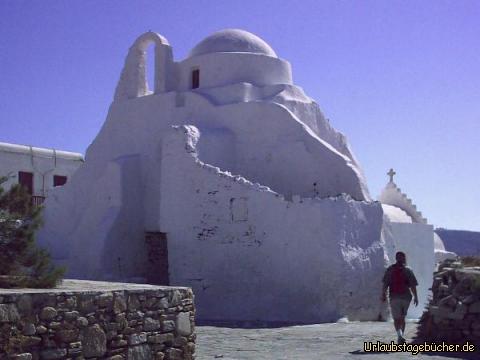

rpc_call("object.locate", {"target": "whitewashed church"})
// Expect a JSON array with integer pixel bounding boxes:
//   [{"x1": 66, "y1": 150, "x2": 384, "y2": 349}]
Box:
[{"x1": 37, "y1": 29, "x2": 444, "y2": 323}]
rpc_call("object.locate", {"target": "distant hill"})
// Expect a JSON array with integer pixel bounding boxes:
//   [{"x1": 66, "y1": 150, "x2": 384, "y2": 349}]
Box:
[{"x1": 435, "y1": 229, "x2": 480, "y2": 256}]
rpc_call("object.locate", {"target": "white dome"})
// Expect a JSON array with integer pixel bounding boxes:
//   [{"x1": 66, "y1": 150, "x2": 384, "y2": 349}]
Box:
[
  {"x1": 189, "y1": 29, "x2": 277, "y2": 58},
  {"x1": 434, "y1": 233, "x2": 446, "y2": 251}
]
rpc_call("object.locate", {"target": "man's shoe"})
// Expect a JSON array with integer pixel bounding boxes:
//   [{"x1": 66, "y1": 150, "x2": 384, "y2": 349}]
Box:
[{"x1": 397, "y1": 336, "x2": 406, "y2": 345}]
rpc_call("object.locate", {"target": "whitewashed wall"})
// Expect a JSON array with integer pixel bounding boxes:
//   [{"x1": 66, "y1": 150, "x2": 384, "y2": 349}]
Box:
[{"x1": 160, "y1": 125, "x2": 386, "y2": 323}]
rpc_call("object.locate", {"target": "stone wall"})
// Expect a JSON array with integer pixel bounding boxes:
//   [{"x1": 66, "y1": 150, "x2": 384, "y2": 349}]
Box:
[
  {"x1": 417, "y1": 258, "x2": 480, "y2": 345},
  {"x1": 0, "y1": 280, "x2": 195, "y2": 360}
]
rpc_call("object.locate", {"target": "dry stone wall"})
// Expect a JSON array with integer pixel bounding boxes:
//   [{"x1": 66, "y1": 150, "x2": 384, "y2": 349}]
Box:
[
  {"x1": 418, "y1": 259, "x2": 480, "y2": 345},
  {"x1": 0, "y1": 281, "x2": 195, "y2": 360}
]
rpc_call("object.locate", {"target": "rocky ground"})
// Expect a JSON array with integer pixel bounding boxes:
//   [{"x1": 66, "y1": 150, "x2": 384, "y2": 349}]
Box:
[{"x1": 195, "y1": 321, "x2": 478, "y2": 360}]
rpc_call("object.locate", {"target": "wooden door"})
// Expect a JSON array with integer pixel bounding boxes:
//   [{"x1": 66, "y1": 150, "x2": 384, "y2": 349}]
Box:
[{"x1": 145, "y1": 232, "x2": 169, "y2": 285}]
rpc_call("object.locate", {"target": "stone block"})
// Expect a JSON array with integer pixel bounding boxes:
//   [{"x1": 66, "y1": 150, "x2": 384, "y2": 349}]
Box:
[
  {"x1": 23, "y1": 322, "x2": 36, "y2": 335},
  {"x1": 144, "y1": 317, "x2": 161, "y2": 331},
  {"x1": 111, "y1": 338, "x2": 128, "y2": 348},
  {"x1": 17, "y1": 295, "x2": 33, "y2": 316},
  {"x1": 448, "y1": 303, "x2": 467, "y2": 320},
  {"x1": 172, "y1": 336, "x2": 187, "y2": 348},
  {"x1": 39, "y1": 307, "x2": 57, "y2": 321},
  {"x1": 109, "y1": 348, "x2": 127, "y2": 356},
  {"x1": 114, "y1": 294, "x2": 127, "y2": 314},
  {"x1": 82, "y1": 324, "x2": 107, "y2": 357},
  {"x1": 124, "y1": 327, "x2": 135, "y2": 335},
  {"x1": 106, "y1": 322, "x2": 120, "y2": 331},
  {"x1": 151, "y1": 344, "x2": 166, "y2": 352},
  {"x1": 68, "y1": 347, "x2": 83, "y2": 356},
  {"x1": 48, "y1": 321, "x2": 61, "y2": 330},
  {"x1": 116, "y1": 313, "x2": 127, "y2": 322},
  {"x1": 76, "y1": 316, "x2": 88, "y2": 327},
  {"x1": 128, "y1": 332, "x2": 147, "y2": 345},
  {"x1": 98, "y1": 293, "x2": 114, "y2": 308},
  {"x1": 107, "y1": 330, "x2": 118, "y2": 341},
  {"x1": 64, "y1": 311, "x2": 80, "y2": 321},
  {"x1": 462, "y1": 294, "x2": 477, "y2": 305},
  {"x1": 162, "y1": 320, "x2": 175, "y2": 333},
  {"x1": 0, "y1": 303, "x2": 20, "y2": 322},
  {"x1": 168, "y1": 291, "x2": 181, "y2": 307},
  {"x1": 175, "y1": 312, "x2": 192, "y2": 336},
  {"x1": 41, "y1": 335, "x2": 57, "y2": 348},
  {"x1": 33, "y1": 293, "x2": 56, "y2": 308},
  {"x1": 127, "y1": 344, "x2": 152, "y2": 360},
  {"x1": 40, "y1": 348, "x2": 67, "y2": 360},
  {"x1": 165, "y1": 348, "x2": 183, "y2": 360},
  {"x1": 185, "y1": 342, "x2": 195, "y2": 355},
  {"x1": 55, "y1": 329, "x2": 79, "y2": 343},
  {"x1": 154, "y1": 352, "x2": 165, "y2": 360},
  {"x1": 147, "y1": 333, "x2": 174, "y2": 345},
  {"x1": 19, "y1": 335, "x2": 42, "y2": 347},
  {"x1": 107, "y1": 355, "x2": 125, "y2": 360},
  {"x1": 12, "y1": 354, "x2": 33, "y2": 360},
  {"x1": 78, "y1": 294, "x2": 97, "y2": 314},
  {"x1": 430, "y1": 306, "x2": 450, "y2": 319},
  {"x1": 145, "y1": 298, "x2": 157, "y2": 309},
  {"x1": 85, "y1": 315, "x2": 95, "y2": 325},
  {"x1": 439, "y1": 295, "x2": 457, "y2": 308},
  {"x1": 128, "y1": 295, "x2": 141, "y2": 311},
  {"x1": 69, "y1": 341, "x2": 82, "y2": 349},
  {"x1": 128, "y1": 311, "x2": 145, "y2": 321},
  {"x1": 157, "y1": 298, "x2": 169, "y2": 310}
]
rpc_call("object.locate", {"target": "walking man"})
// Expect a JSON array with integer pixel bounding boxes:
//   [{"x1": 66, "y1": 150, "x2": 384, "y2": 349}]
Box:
[{"x1": 381, "y1": 251, "x2": 419, "y2": 344}]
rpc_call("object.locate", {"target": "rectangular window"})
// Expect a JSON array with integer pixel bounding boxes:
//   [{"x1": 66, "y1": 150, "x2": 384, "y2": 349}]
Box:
[
  {"x1": 53, "y1": 175, "x2": 67, "y2": 187},
  {"x1": 18, "y1": 171, "x2": 33, "y2": 194},
  {"x1": 191, "y1": 69, "x2": 200, "y2": 89}
]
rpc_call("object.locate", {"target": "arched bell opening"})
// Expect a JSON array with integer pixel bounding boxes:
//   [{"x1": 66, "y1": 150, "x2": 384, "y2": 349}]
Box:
[{"x1": 114, "y1": 31, "x2": 172, "y2": 101}]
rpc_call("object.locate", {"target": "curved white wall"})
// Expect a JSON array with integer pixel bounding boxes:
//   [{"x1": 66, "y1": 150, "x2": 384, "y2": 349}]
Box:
[{"x1": 176, "y1": 53, "x2": 292, "y2": 91}]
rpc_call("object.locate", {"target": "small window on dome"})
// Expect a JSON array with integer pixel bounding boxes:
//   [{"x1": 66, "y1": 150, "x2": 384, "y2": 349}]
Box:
[{"x1": 191, "y1": 69, "x2": 200, "y2": 89}]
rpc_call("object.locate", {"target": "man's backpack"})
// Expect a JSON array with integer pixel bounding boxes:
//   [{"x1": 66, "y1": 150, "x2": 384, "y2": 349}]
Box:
[{"x1": 390, "y1": 265, "x2": 408, "y2": 294}]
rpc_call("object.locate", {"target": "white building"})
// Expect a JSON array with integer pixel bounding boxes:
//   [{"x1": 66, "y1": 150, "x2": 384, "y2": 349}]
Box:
[
  {"x1": 38, "y1": 29, "x2": 435, "y2": 324},
  {"x1": 0, "y1": 142, "x2": 84, "y2": 204}
]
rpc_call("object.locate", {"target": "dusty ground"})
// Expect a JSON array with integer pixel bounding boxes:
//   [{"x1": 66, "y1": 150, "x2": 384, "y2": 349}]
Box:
[{"x1": 196, "y1": 321, "x2": 478, "y2": 360}]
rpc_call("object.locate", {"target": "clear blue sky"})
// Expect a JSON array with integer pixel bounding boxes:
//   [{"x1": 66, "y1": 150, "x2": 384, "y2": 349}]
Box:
[{"x1": 1, "y1": 1, "x2": 479, "y2": 231}]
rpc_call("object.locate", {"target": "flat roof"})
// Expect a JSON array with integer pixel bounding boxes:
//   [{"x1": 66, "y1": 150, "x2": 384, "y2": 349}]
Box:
[{"x1": 0, "y1": 141, "x2": 84, "y2": 162}]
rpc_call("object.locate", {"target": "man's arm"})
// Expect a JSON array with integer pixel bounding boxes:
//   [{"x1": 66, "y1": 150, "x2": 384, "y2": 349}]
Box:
[
  {"x1": 381, "y1": 283, "x2": 388, "y2": 302},
  {"x1": 381, "y1": 267, "x2": 390, "y2": 302},
  {"x1": 407, "y1": 268, "x2": 419, "y2": 306},
  {"x1": 410, "y1": 286, "x2": 418, "y2": 306}
]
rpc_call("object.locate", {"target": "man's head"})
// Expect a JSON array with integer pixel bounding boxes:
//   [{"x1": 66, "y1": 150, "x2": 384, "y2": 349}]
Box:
[{"x1": 395, "y1": 251, "x2": 406, "y2": 266}]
